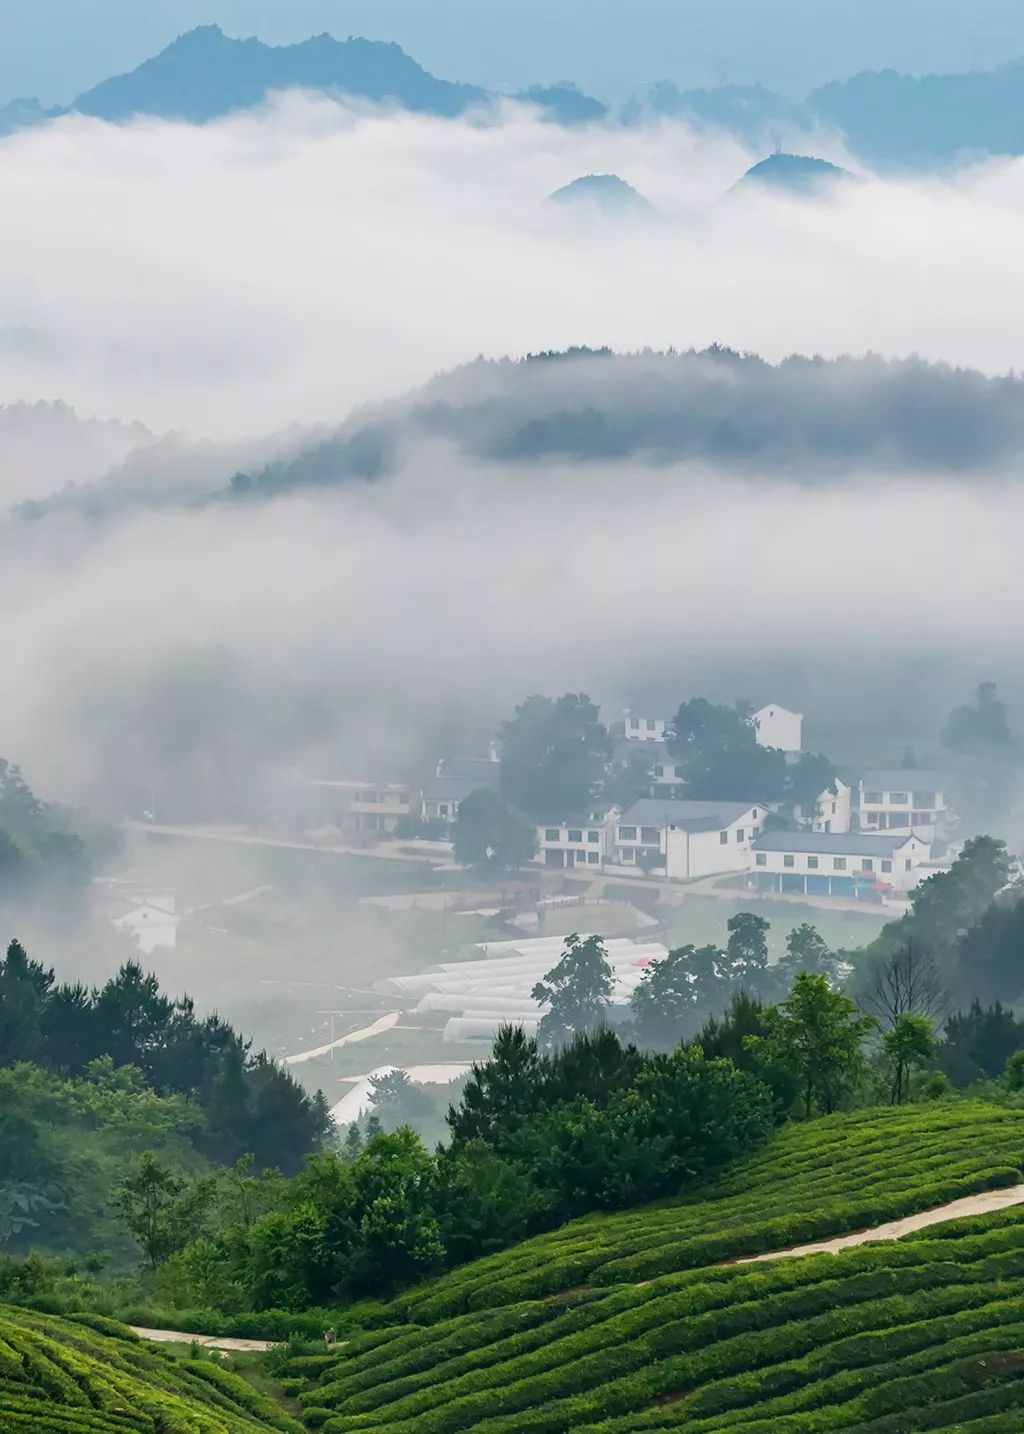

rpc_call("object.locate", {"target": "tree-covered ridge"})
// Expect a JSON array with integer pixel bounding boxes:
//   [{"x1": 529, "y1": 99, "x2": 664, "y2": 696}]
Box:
[
  {"x1": 0, "y1": 941, "x2": 331, "y2": 1264},
  {"x1": 0, "y1": 1303, "x2": 301, "y2": 1432},
  {"x1": 229, "y1": 348, "x2": 1024, "y2": 500}
]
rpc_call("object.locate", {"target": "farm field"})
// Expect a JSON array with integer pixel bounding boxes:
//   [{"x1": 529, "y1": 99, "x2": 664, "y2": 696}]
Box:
[
  {"x1": 0, "y1": 1306, "x2": 301, "y2": 1433},
  {"x1": 276, "y1": 1101, "x2": 1024, "y2": 1432}
]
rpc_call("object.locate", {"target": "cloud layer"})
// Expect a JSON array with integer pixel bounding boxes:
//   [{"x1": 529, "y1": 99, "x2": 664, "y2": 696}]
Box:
[{"x1": 2, "y1": 96, "x2": 1024, "y2": 446}]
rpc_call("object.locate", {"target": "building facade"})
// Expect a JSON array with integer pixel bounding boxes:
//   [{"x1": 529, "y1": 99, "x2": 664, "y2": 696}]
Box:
[
  {"x1": 857, "y1": 770, "x2": 950, "y2": 841},
  {"x1": 613, "y1": 798, "x2": 765, "y2": 879},
  {"x1": 752, "y1": 703, "x2": 804, "y2": 752},
  {"x1": 750, "y1": 831, "x2": 931, "y2": 897},
  {"x1": 536, "y1": 810, "x2": 619, "y2": 868}
]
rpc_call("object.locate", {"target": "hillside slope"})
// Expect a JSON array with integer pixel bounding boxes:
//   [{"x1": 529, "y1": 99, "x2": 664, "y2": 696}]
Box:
[
  {"x1": 0, "y1": 1306, "x2": 301, "y2": 1432},
  {"x1": 280, "y1": 1102, "x2": 1024, "y2": 1431}
]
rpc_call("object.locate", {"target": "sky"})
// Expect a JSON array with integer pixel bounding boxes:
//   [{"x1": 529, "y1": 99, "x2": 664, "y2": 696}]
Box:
[
  {"x1": 2, "y1": 95, "x2": 1024, "y2": 820},
  {"x1": 4, "y1": 1, "x2": 1024, "y2": 106}
]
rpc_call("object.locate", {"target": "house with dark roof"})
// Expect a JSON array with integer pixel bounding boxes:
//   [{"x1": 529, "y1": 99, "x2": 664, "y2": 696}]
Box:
[
  {"x1": 614, "y1": 798, "x2": 766, "y2": 879},
  {"x1": 751, "y1": 830, "x2": 931, "y2": 897}
]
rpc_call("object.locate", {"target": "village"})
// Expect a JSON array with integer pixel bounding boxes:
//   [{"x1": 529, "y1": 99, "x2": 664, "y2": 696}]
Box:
[{"x1": 285, "y1": 701, "x2": 956, "y2": 905}]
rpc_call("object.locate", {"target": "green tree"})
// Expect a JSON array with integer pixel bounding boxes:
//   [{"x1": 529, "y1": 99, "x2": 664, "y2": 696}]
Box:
[
  {"x1": 937, "y1": 999, "x2": 1024, "y2": 1085},
  {"x1": 115, "y1": 1153, "x2": 214, "y2": 1271},
  {"x1": 367, "y1": 1070, "x2": 434, "y2": 1132},
  {"x1": 0, "y1": 940, "x2": 52, "y2": 1064},
  {"x1": 748, "y1": 972, "x2": 876, "y2": 1117},
  {"x1": 350, "y1": 1128, "x2": 444, "y2": 1292},
  {"x1": 725, "y1": 912, "x2": 771, "y2": 986},
  {"x1": 630, "y1": 945, "x2": 700, "y2": 1048},
  {"x1": 667, "y1": 698, "x2": 788, "y2": 801},
  {"x1": 532, "y1": 934, "x2": 613, "y2": 1048},
  {"x1": 883, "y1": 1012, "x2": 937, "y2": 1104},
  {"x1": 1003, "y1": 1049, "x2": 1024, "y2": 1093},
  {"x1": 499, "y1": 693, "x2": 611, "y2": 817},
  {"x1": 778, "y1": 923, "x2": 837, "y2": 984},
  {"x1": 447, "y1": 1024, "x2": 542, "y2": 1146},
  {"x1": 942, "y1": 682, "x2": 1017, "y2": 755},
  {"x1": 785, "y1": 753, "x2": 839, "y2": 825},
  {"x1": 452, "y1": 789, "x2": 537, "y2": 870}
]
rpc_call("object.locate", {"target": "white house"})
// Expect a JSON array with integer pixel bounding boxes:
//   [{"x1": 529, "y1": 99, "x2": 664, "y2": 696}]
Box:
[
  {"x1": 610, "y1": 740, "x2": 686, "y2": 797},
  {"x1": 857, "y1": 770, "x2": 951, "y2": 841},
  {"x1": 622, "y1": 712, "x2": 668, "y2": 742},
  {"x1": 795, "y1": 777, "x2": 853, "y2": 834},
  {"x1": 110, "y1": 897, "x2": 178, "y2": 954},
  {"x1": 613, "y1": 798, "x2": 765, "y2": 880},
  {"x1": 536, "y1": 809, "x2": 619, "y2": 869},
  {"x1": 752, "y1": 704, "x2": 804, "y2": 753},
  {"x1": 750, "y1": 832, "x2": 931, "y2": 897},
  {"x1": 292, "y1": 778, "x2": 413, "y2": 832}
]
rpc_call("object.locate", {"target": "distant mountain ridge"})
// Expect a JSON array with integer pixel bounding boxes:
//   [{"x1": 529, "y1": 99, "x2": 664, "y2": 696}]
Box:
[
  {"x1": 2, "y1": 25, "x2": 1024, "y2": 169},
  {"x1": 72, "y1": 24, "x2": 486, "y2": 122}
]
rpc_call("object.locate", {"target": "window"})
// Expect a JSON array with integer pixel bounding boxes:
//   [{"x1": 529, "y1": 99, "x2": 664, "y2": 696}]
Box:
[
  {"x1": 882, "y1": 860, "x2": 893, "y2": 873},
  {"x1": 646, "y1": 718, "x2": 656, "y2": 730},
  {"x1": 736, "y1": 828, "x2": 745, "y2": 842},
  {"x1": 752, "y1": 809, "x2": 759, "y2": 820},
  {"x1": 807, "y1": 856, "x2": 819, "y2": 870},
  {"x1": 862, "y1": 858, "x2": 874, "y2": 872},
  {"x1": 905, "y1": 859, "x2": 912, "y2": 871},
  {"x1": 833, "y1": 858, "x2": 847, "y2": 871},
  {"x1": 864, "y1": 791, "x2": 883, "y2": 804},
  {"x1": 756, "y1": 853, "x2": 766, "y2": 866},
  {"x1": 783, "y1": 854, "x2": 795, "y2": 868},
  {"x1": 575, "y1": 850, "x2": 587, "y2": 863},
  {"x1": 568, "y1": 829, "x2": 583, "y2": 843},
  {"x1": 439, "y1": 804, "x2": 449, "y2": 818},
  {"x1": 620, "y1": 826, "x2": 637, "y2": 841},
  {"x1": 831, "y1": 802, "x2": 837, "y2": 814},
  {"x1": 913, "y1": 790, "x2": 935, "y2": 808},
  {"x1": 587, "y1": 830, "x2": 599, "y2": 843},
  {"x1": 752, "y1": 826, "x2": 760, "y2": 838},
  {"x1": 888, "y1": 813, "x2": 909, "y2": 827},
  {"x1": 719, "y1": 830, "x2": 728, "y2": 845},
  {"x1": 641, "y1": 826, "x2": 661, "y2": 844},
  {"x1": 912, "y1": 811, "x2": 932, "y2": 824},
  {"x1": 587, "y1": 851, "x2": 599, "y2": 864},
  {"x1": 889, "y1": 791, "x2": 909, "y2": 805},
  {"x1": 629, "y1": 717, "x2": 639, "y2": 728},
  {"x1": 545, "y1": 828, "x2": 560, "y2": 842}
]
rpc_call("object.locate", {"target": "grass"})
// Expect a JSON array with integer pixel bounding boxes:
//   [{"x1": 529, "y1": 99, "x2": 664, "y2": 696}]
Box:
[
  {"x1": 0, "y1": 1305, "x2": 304, "y2": 1431},
  {"x1": 282, "y1": 1192, "x2": 1024, "y2": 1431}
]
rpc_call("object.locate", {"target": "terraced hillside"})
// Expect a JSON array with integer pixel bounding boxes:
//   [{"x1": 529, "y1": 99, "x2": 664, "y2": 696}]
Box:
[
  {"x1": 282, "y1": 1102, "x2": 1024, "y2": 1432},
  {"x1": 398, "y1": 1101, "x2": 1024, "y2": 1321},
  {"x1": 0, "y1": 1306, "x2": 302, "y2": 1433}
]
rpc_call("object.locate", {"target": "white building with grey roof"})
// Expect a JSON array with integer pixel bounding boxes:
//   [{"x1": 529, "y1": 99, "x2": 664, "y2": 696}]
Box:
[
  {"x1": 613, "y1": 798, "x2": 766, "y2": 880},
  {"x1": 856, "y1": 770, "x2": 951, "y2": 842},
  {"x1": 751, "y1": 830, "x2": 931, "y2": 897}
]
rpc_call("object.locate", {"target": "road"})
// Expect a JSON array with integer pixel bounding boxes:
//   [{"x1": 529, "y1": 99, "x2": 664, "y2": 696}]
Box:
[{"x1": 129, "y1": 1326, "x2": 276, "y2": 1352}]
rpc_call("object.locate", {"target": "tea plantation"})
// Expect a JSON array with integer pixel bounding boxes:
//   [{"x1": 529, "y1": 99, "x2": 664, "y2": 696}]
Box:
[
  {"x1": 0, "y1": 1306, "x2": 303, "y2": 1433},
  {"x1": 281, "y1": 1102, "x2": 1024, "y2": 1432}
]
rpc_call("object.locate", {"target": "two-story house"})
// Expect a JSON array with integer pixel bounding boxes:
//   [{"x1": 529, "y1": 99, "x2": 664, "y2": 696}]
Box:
[
  {"x1": 536, "y1": 809, "x2": 619, "y2": 869},
  {"x1": 613, "y1": 798, "x2": 765, "y2": 880},
  {"x1": 857, "y1": 770, "x2": 950, "y2": 841},
  {"x1": 751, "y1": 703, "x2": 804, "y2": 753}
]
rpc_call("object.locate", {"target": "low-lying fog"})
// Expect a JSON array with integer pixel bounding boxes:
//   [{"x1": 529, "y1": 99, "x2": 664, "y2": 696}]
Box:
[{"x1": 1, "y1": 95, "x2": 1022, "y2": 820}]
